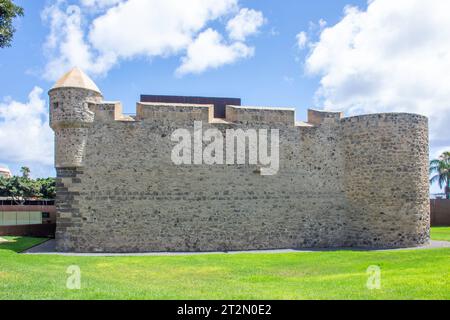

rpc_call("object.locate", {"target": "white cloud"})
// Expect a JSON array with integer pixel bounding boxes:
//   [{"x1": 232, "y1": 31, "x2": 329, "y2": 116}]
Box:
[
  {"x1": 318, "y1": 18, "x2": 327, "y2": 29},
  {"x1": 296, "y1": 19, "x2": 327, "y2": 51},
  {"x1": 296, "y1": 31, "x2": 308, "y2": 49},
  {"x1": 304, "y1": 0, "x2": 450, "y2": 147},
  {"x1": 283, "y1": 76, "x2": 294, "y2": 84},
  {"x1": 269, "y1": 27, "x2": 279, "y2": 37},
  {"x1": 0, "y1": 87, "x2": 54, "y2": 171},
  {"x1": 42, "y1": 1, "x2": 116, "y2": 80},
  {"x1": 226, "y1": 8, "x2": 265, "y2": 41},
  {"x1": 88, "y1": 0, "x2": 237, "y2": 59},
  {"x1": 80, "y1": 0, "x2": 123, "y2": 9},
  {"x1": 42, "y1": 0, "x2": 264, "y2": 78},
  {"x1": 176, "y1": 28, "x2": 253, "y2": 76}
]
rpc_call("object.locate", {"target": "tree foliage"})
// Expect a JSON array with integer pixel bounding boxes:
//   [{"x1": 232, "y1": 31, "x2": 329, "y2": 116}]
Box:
[
  {"x1": 0, "y1": 0, "x2": 24, "y2": 48},
  {"x1": 20, "y1": 166, "x2": 30, "y2": 178},
  {"x1": 0, "y1": 167, "x2": 56, "y2": 203},
  {"x1": 36, "y1": 177, "x2": 56, "y2": 199},
  {"x1": 430, "y1": 151, "x2": 450, "y2": 199}
]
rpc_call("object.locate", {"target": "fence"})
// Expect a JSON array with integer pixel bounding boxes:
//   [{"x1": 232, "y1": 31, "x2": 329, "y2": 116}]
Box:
[
  {"x1": 0, "y1": 223, "x2": 56, "y2": 238},
  {"x1": 431, "y1": 199, "x2": 450, "y2": 226},
  {"x1": 0, "y1": 200, "x2": 56, "y2": 237}
]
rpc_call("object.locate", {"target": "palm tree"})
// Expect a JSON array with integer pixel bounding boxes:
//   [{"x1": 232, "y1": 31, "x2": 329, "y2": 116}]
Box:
[
  {"x1": 20, "y1": 166, "x2": 30, "y2": 179},
  {"x1": 430, "y1": 151, "x2": 450, "y2": 199}
]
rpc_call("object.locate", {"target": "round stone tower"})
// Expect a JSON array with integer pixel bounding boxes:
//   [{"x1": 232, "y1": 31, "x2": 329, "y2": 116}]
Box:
[
  {"x1": 341, "y1": 113, "x2": 430, "y2": 248},
  {"x1": 49, "y1": 67, "x2": 103, "y2": 168}
]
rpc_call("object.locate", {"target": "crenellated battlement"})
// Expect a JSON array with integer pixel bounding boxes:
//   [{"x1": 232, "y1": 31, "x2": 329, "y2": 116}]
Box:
[
  {"x1": 93, "y1": 102, "x2": 134, "y2": 122},
  {"x1": 307, "y1": 109, "x2": 343, "y2": 125},
  {"x1": 86, "y1": 99, "x2": 347, "y2": 128},
  {"x1": 88, "y1": 98, "x2": 427, "y2": 133},
  {"x1": 136, "y1": 102, "x2": 211, "y2": 123},
  {"x1": 91, "y1": 101, "x2": 298, "y2": 125}
]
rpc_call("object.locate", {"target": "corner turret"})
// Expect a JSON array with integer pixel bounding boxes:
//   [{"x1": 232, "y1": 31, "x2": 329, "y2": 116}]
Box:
[{"x1": 49, "y1": 67, "x2": 103, "y2": 168}]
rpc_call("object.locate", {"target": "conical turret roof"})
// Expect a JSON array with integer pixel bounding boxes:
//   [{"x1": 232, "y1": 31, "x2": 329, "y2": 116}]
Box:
[{"x1": 52, "y1": 67, "x2": 101, "y2": 94}]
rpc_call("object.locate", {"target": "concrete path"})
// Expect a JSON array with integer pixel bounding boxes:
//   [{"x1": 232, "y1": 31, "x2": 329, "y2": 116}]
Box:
[{"x1": 23, "y1": 239, "x2": 450, "y2": 256}]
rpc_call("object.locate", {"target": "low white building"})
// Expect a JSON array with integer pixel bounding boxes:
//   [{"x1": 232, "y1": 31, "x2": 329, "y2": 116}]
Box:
[{"x1": 0, "y1": 167, "x2": 12, "y2": 179}]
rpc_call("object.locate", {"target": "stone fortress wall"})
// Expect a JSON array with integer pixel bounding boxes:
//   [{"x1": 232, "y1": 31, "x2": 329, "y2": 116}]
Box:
[{"x1": 49, "y1": 68, "x2": 430, "y2": 252}]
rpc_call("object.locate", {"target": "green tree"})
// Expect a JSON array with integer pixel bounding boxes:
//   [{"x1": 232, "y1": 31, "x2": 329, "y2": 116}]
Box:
[
  {"x1": 430, "y1": 151, "x2": 450, "y2": 199},
  {"x1": 37, "y1": 177, "x2": 56, "y2": 199},
  {"x1": 0, "y1": 175, "x2": 9, "y2": 197},
  {"x1": 0, "y1": 175, "x2": 40, "y2": 204},
  {"x1": 20, "y1": 166, "x2": 30, "y2": 179},
  {"x1": 0, "y1": 168, "x2": 56, "y2": 201},
  {"x1": 0, "y1": 0, "x2": 24, "y2": 48}
]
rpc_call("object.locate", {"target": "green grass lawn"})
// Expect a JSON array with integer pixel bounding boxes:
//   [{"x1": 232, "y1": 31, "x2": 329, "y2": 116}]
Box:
[
  {"x1": 0, "y1": 229, "x2": 449, "y2": 300},
  {"x1": 0, "y1": 236, "x2": 48, "y2": 253},
  {"x1": 431, "y1": 227, "x2": 450, "y2": 241}
]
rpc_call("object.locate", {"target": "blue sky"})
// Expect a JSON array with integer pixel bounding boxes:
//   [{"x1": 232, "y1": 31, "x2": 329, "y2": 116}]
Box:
[
  {"x1": 1, "y1": 0, "x2": 365, "y2": 113},
  {"x1": 0, "y1": 0, "x2": 449, "y2": 194}
]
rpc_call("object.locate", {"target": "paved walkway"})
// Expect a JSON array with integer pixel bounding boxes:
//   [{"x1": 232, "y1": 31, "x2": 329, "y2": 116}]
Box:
[{"x1": 23, "y1": 239, "x2": 450, "y2": 256}]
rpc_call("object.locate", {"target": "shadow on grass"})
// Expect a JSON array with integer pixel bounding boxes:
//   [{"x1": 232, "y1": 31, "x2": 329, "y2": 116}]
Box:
[{"x1": 0, "y1": 236, "x2": 49, "y2": 253}]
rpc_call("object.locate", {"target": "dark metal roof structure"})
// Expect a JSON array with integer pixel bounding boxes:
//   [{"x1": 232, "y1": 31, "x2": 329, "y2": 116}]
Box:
[{"x1": 140, "y1": 94, "x2": 241, "y2": 119}]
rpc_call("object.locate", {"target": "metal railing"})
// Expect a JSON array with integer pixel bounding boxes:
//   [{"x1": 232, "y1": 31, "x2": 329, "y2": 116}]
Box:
[{"x1": 0, "y1": 198, "x2": 55, "y2": 206}]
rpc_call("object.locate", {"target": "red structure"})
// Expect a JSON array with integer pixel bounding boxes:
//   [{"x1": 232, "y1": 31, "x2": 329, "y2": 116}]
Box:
[
  {"x1": 0, "y1": 198, "x2": 56, "y2": 237},
  {"x1": 431, "y1": 199, "x2": 450, "y2": 226},
  {"x1": 140, "y1": 94, "x2": 241, "y2": 119}
]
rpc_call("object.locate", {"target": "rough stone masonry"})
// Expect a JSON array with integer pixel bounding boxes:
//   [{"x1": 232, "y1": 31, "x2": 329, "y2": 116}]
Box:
[{"x1": 49, "y1": 68, "x2": 430, "y2": 252}]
